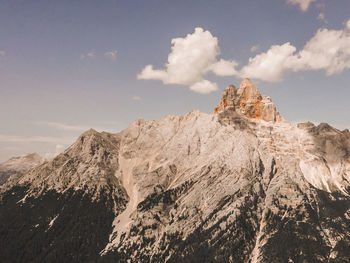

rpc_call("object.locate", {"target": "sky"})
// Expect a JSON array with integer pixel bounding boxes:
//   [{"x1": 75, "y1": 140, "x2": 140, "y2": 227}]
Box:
[{"x1": 0, "y1": 0, "x2": 350, "y2": 161}]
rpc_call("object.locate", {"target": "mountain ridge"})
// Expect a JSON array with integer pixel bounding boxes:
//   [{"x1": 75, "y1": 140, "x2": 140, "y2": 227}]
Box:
[
  {"x1": 1, "y1": 78, "x2": 349, "y2": 262},
  {"x1": 0, "y1": 152, "x2": 44, "y2": 185}
]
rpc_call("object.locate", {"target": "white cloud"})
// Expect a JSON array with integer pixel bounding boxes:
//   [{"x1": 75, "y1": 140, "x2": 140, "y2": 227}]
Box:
[
  {"x1": 239, "y1": 19, "x2": 350, "y2": 82},
  {"x1": 240, "y1": 43, "x2": 297, "y2": 82},
  {"x1": 139, "y1": 21, "x2": 350, "y2": 87},
  {"x1": 132, "y1": 96, "x2": 141, "y2": 101},
  {"x1": 80, "y1": 51, "x2": 95, "y2": 59},
  {"x1": 0, "y1": 50, "x2": 5, "y2": 56},
  {"x1": 137, "y1": 65, "x2": 167, "y2": 81},
  {"x1": 250, "y1": 45, "x2": 260, "y2": 53},
  {"x1": 189, "y1": 80, "x2": 218, "y2": 94},
  {"x1": 137, "y1": 27, "x2": 237, "y2": 94},
  {"x1": 209, "y1": 59, "x2": 238, "y2": 76},
  {"x1": 286, "y1": 0, "x2": 316, "y2": 12},
  {"x1": 105, "y1": 50, "x2": 118, "y2": 61},
  {"x1": 289, "y1": 22, "x2": 350, "y2": 75}
]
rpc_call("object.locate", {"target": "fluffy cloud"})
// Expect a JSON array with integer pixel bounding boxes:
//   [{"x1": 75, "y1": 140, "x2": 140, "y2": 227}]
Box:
[
  {"x1": 139, "y1": 21, "x2": 350, "y2": 89},
  {"x1": 209, "y1": 59, "x2": 238, "y2": 76},
  {"x1": 105, "y1": 50, "x2": 118, "y2": 61},
  {"x1": 286, "y1": 0, "x2": 316, "y2": 12},
  {"x1": 292, "y1": 24, "x2": 350, "y2": 75},
  {"x1": 240, "y1": 43, "x2": 297, "y2": 82},
  {"x1": 137, "y1": 27, "x2": 237, "y2": 94},
  {"x1": 239, "y1": 19, "x2": 350, "y2": 82},
  {"x1": 189, "y1": 80, "x2": 218, "y2": 94},
  {"x1": 0, "y1": 50, "x2": 5, "y2": 56}
]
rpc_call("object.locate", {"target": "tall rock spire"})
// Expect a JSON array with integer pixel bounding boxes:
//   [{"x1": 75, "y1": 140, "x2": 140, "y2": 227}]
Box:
[{"x1": 214, "y1": 78, "x2": 281, "y2": 122}]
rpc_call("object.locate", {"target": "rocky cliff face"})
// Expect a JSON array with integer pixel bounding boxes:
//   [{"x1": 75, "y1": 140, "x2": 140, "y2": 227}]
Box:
[
  {"x1": 213, "y1": 78, "x2": 281, "y2": 122},
  {"x1": 1, "y1": 79, "x2": 349, "y2": 263},
  {"x1": 0, "y1": 153, "x2": 44, "y2": 185}
]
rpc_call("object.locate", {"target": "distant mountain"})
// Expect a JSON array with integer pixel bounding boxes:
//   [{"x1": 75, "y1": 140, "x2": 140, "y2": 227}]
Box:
[
  {"x1": 0, "y1": 79, "x2": 349, "y2": 263},
  {"x1": 0, "y1": 153, "x2": 44, "y2": 185}
]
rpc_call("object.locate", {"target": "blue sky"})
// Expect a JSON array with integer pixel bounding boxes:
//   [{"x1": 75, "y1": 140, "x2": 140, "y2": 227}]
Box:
[{"x1": 0, "y1": 0, "x2": 349, "y2": 161}]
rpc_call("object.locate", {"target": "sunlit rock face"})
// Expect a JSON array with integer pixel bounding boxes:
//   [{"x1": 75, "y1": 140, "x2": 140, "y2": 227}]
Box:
[
  {"x1": 1, "y1": 79, "x2": 350, "y2": 263},
  {"x1": 214, "y1": 78, "x2": 281, "y2": 122},
  {"x1": 0, "y1": 153, "x2": 44, "y2": 185}
]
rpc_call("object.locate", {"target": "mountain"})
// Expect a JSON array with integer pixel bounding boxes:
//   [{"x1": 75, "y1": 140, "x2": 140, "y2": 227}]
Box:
[
  {"x1": 0, "y1": 153, "x2": 44, "y2": 185},
  {"x1": 1, "y1": 79, "x2": 349, "y2": 263}
]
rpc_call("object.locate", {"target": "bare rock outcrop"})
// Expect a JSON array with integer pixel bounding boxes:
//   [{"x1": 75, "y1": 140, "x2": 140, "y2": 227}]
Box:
[
  {"x1": 0, "y1": 79, "x2": 349, "y2": 263},
  {"x1": 0, "y1": 153, "x2": 44, "y2": 185},
  {"x1": 214, "y1": 78, "x2": 281, "y2": 122}
]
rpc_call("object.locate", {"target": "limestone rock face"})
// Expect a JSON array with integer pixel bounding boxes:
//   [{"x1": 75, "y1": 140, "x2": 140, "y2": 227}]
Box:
[
  {"x1": 3, "y1": 129, "x2": 128, "y2": 202},
  {"x1": 214, "y1": 78, "x2": 281, "y2": 122},
  {"x1": 0, "y1": 80, "x2": 349, "y2": 263},
  {"x1": 0, "y1": 153, "x2": 44, "y2": 185}
]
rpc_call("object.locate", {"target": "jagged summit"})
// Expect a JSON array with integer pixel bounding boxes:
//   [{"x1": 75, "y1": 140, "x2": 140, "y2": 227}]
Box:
[
  {"x1": 7, "y1": 129, "x2": 125, "y2": 199},
  {"x1": 214, "y1": 78, "x2": 281, "y2": 122},
  {"x1": 1, "y1": 79, "x2": 350, "y2": 262}
]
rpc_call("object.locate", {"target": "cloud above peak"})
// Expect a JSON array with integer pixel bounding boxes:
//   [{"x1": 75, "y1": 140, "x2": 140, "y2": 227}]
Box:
[
  {"x1": 241, "y1": 20, "x2": 350, "y2": 81},
  {"x1": 137, "y1": 27, "x2": 238, "y2": 94},
  {"x1": 240, "y1": 43, "x2": 297, "y2": 82},
  {"x1": 286, "y1": 0, "x2": 316, "y2": 12},
  {"x1": 138, "y1": 20, "x2": 350, "y2": 92}
]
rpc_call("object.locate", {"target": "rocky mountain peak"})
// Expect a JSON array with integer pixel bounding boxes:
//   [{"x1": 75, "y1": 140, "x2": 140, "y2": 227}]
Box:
[
  {"x1": 0, "y1": 152, "x2": 44, "y2": 171},
  {"x1": 236, "y1": 78, "x2": 262, "y2": 100},
  {"x1": 212, "y1": 84, "x2": 237, "y2": 112},
  {"x1": 1, "y1": 79, "x2": 350, "y2": 263},
  {"x1": 6, "y1": 152, "x2": 43, "y2": 163},
  {"x1": 214, "y1": 78, "x2": 281, "y2": 122},
  {"x1": 0, "y1": 153, "x2": 45, "y2": 185}
]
